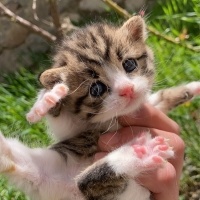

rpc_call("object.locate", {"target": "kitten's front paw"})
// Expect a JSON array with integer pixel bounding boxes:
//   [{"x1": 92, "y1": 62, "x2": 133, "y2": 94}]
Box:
[
  {"x1": 27, "y1": 83, "x2": 69, "y2": 123},
  {"x1": 186, "y1": 81, "x2": 200, "y2": 96},
  {"x1": 0, "y1": 132, "x2": 15, "y2": 173}
]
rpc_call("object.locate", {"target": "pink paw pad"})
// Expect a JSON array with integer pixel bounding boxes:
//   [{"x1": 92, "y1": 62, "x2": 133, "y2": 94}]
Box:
[
  {"x1": 132, "y1": 145, "x2": 147, "y2": 158},
  {"x1": 153, "y1": 144, "x2": 169, "y2": 157},
  {"x1": 155, "y1": 136, "x2": 165, "y2": 143},
  {"x1": 149, "y1": 136, "x2": 167, "y2": 148},
  {"x1": 53, "y1": 84, "x2": 68, "y2": 97},
  {"x1": 152, "y1": 155, "x2": 164, "y2": 164},
  {"x1": 158, "y1": 145, "x2": 169, "y2": 151},
  {"x1": 26, "y1": 83, "x2": 69, "y2": 123},
  {"x1": 44, "y1": 94, "x2": 58, "y2": 106},
  {"x1": 130, "y1": 133, "x2": 174, "y2": 171},
  {"x1": 26, "y1": 112, "x2": 41, "y2": 123},
  {"x1": 144, "y1": 156, "x2": 164, "y2": 168},
  {"x1": 35, "y1": 106, "x2": 46, "y2": 116}
]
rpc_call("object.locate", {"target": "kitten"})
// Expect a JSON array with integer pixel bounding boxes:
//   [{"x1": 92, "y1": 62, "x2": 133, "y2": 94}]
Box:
[{"x1": 1, "y1": 15, "x2": 200, "y2": 200}]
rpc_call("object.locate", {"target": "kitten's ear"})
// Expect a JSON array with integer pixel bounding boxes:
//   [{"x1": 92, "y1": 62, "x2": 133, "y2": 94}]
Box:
[
  {"x1": 120, "y1": 15, "x2": 146, "y2": 42},
  {"x1": 39, "y1": 67, "x2": 65, "y2": 89}
]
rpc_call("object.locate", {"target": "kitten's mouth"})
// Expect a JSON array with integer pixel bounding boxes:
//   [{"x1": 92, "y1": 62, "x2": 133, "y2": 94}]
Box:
[
  {"x1": 125, "y1": 98, "x2": 137, "y2": 108},
  {"x1": 123, "y1": 93, "x2": 143, "y2": 109},
  {"x1": 125, "y1": 93, "x2": 138, "y2": 104}
]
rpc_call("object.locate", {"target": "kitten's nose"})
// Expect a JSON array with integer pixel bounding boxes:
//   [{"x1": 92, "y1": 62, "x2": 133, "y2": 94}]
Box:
[{"x1": 119, "y1": 85, "x2": 134, "y2": 98}]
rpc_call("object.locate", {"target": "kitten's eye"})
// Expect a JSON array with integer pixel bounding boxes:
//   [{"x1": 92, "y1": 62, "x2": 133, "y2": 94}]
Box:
[
  {"x1": 90, "y1": 81, "x2": 107, "y2": 97},
  {"x1": 122, "y1": 58, "x2": 137, "y2": 73}
]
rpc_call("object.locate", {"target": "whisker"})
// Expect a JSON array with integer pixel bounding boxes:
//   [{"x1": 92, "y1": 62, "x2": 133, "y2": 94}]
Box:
[
  {"x1": 102, "y1": 111, "x2": 120, "y2": 147},
  {"x1": 81, "y1": 103, "x2": 117, "y2": 115},
  {"x1": 67, "y1": 79, "x2": 90, "y2": 96},
  {"x1": 120, "y1": 115, "x2": 135, "y2": 139},
  {"x1": 100, "y1": 116, "x2": 115, "y2": 135}
]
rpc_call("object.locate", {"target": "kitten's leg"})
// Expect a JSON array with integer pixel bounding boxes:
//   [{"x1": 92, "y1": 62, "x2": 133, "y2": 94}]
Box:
[
  {"x1": 0, "y1": 131, "x2": 75, "y2": 200},
  {"x1": 77, "y1": 133, "x2": 174, "y2": 200},
  {"x1": 26, "y1": 83, "x2": 69, "y2": 123},
  {"x1": 148, "y1": 81, "x2": 200, "y2": 113}
]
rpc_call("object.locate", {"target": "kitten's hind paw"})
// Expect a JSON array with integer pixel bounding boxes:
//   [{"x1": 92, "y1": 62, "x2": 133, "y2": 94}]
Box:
[
  {"x1": 107, "y1": 133, "x2": 174, "y2": 178},
  {"x1": 186, "y1": 81, "x2": 200, "y2": 96},
  {"x1": 26, "y1": 83, "x2": 69, "y2": 123},
  {"x1": 131, "y1": 134, "x2": 174, "y2": 169},
  {"x1": 0, "y1": 132, "x2": 15, "y2": 173}
]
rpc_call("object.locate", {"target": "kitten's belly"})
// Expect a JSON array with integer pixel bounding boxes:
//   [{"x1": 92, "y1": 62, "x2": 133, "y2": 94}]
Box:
[
  {"x1": 36, "y1": 156, "x2": 93, "y2": 200},
  {"x1": 59, "y1": 158, "x2": 93, "y2": 200},
  {"x1": 46, "y1": 111, "x2": 87, "y2": 140},
  {"x1": 118, "y1": 180, "x2": 150, "y2": 200}
]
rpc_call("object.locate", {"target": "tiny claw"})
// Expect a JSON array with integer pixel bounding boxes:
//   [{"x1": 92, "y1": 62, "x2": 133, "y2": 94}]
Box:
[{"x1": 155, "y1": 136, "x2": 165, "y2": 144}]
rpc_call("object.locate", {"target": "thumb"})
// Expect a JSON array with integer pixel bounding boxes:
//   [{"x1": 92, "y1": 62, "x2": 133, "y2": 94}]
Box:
[{"x1": 119, "y1": 104, "x2": 179, "y2": 133}]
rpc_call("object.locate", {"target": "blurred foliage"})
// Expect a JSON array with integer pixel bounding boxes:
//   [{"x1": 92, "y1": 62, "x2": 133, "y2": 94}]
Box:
[
  {"x1": 147, "y1": 0, "x2": 200, "y2": 199},
  {"x1": 150, "y1": 0, "x2": 200, "y2": 46},
  {"x1": 0, "y1": 0, "x2": 200, "y2": 199}
]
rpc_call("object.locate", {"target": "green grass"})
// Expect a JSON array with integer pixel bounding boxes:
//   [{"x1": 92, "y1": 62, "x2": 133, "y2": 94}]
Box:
[
  {"x1": 149, "y1": 38, "x2": 200, "y2": 200},
  {"x1": 148, "y1": 0, "x2": 200, "y2": 198},
  {"x1": 0, "y1": 0, "x2": 200, "y2": 199}
]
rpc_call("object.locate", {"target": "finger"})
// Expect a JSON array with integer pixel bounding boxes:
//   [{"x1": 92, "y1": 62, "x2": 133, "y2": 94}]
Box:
[
  {"x1": 94, "y1": 152, "x2": 108, "y2": 161},
  {"x1": 99, "y1": 127, "x2": 182, "y2": 153},
  {"x1": 119, "y1": 104, "x2": 180, "y2": 134},
  {"x1": 150, "y1": 129, "x2": 185, "y2": 181},
  {"x1": 137, "y1": 162, "x2": 179, "y2": 200},
  {"x1": 98, "y1": 126, "x2": 144, "y2": 151}
]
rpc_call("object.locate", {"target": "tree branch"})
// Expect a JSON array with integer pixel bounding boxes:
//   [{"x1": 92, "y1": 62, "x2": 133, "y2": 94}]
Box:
[
  {"x1": 32, "y1": 0, "x2": 53, "y2": 27},
  {"x1": 102, "y1": 0, "x2": 200, "y2": 53},
  {"x1": 0, "y1": 2, "x2": 56, "y2": 42},
  {"x1": 32, "y1": 0, "x2": 39, "y2": 21},
  {"x1": 48, "y1": 0, "x2": 63, "y2": 40}
]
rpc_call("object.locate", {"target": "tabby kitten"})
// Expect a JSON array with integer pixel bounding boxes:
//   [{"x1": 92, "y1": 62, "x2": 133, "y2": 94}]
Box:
[{"x1": 0, "y1": 15, "x2": 200, "y2": 200}]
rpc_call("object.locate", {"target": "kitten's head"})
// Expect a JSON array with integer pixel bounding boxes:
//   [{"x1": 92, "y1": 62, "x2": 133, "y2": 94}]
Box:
[{"x1": 39, "y1": 16, "x2": 154, "y2": 123}]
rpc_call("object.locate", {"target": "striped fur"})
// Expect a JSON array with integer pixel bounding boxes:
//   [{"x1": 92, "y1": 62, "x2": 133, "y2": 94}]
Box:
[{"x1": 39, "y1": 17, "x2": 154, "y2": 122}]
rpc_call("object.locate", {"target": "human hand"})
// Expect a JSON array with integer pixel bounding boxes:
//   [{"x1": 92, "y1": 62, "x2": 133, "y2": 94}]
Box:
[{"x1": 96, "y1": 104, "x2": 185, "y2": 200}]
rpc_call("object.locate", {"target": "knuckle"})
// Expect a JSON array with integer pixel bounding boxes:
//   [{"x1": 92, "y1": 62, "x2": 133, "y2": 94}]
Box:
[
  {"x1": 172, "y1": 122, "x2": 181, "y2": 135},
  {"x1": 161, "y1": 163, "x2": 177, "y2": 185},
  {"x1": 172, "y1": 134, "x2": 185, "y2": 155}
]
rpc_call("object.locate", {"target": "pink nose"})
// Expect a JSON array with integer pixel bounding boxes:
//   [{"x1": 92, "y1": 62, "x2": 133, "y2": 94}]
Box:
[{"x1": 119, "y1": 85, "x2": 134, "y2": 98}]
